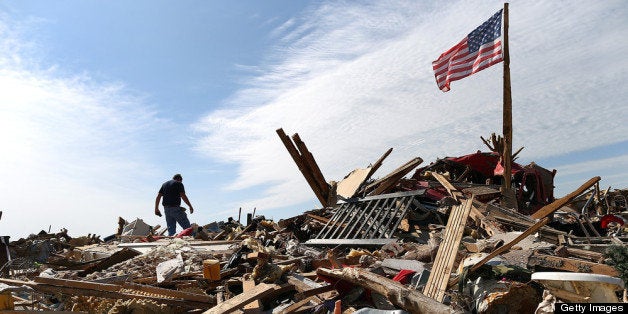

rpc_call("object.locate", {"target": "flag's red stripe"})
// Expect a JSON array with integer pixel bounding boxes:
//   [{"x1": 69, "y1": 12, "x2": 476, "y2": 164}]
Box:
[
  {"x1": 435, "y1": 45, "x2": 502, "y2": 84},
  {"x1": 436, "y1": 55, "x2": 503, "y2": 89},
  {"x1": 438, "y1": 54, "x2": 503, "y2": 85},
  {"x1": 433, "y1": 40, "x2": 501, "y2": 77},
  {"x1": 433, "y1": 38, "x2": 503, "y2": 91}
]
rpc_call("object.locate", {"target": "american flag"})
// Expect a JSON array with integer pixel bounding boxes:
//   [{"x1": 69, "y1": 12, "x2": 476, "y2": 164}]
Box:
[{"x1": 433, "y1": 9, "x2": 503, "y2": 92}]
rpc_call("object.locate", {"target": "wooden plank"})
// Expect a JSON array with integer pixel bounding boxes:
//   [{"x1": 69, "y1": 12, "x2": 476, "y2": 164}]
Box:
[
  {"x1": 286, "y1": 274, "x2": 324, "y2": 293},
  {"x1": 423, "y1": 198, "x2": 473, "y2": 302},
  {"x1": 367, "y1": 148, "x2": 393, "y2": 180},
  {"x1": 431, "y1": 172, "x2": 463, "y2": 200},
  {"x1": 34, "y1": 276, "x2": 120, "y2": 292},
  {"x1": 34, "y1": 276, "x2": 213, "y2": 303},
  {"x1": 293, "y1": 284, "x2": 334, "y2": 301},
  {"x1": 336, "y1": 168, "x2": 371, "y2": 199},
  {"x1": 554, "y1": 246, "x2": 604, "y2": 263},
  {"x1": 431, "y1": 172, "x2": 501, "y2": 237},
  {"x1": 528, "y1": 254, "x2": 619, "y2": 277},
  {"x1": 0, "y1": 278, "x2": 214, "y2": 309},
  {"x1": 77, "y1": 248, "x2": 141, "y2": 276},
  {"x1": 471, "y1": 216, "x2": 550, "y2": 273},
  {"x1": 364, "y1": 158, "x2": 416, "y2": 193},
  {"x1": 242, "y1": 277, "x2": 261, "y2": 313},
  {"x1": 316, "y1": 267, "x2": 455, "y2": 314},
  {"x1": 367, "y1": 157, "x2": 423, "y2": 195},
  {"x1": 203, "y1": 283, "x2": 280, "y2": 314},
  {"x1": 276, "y1": 128, "x2": 327, "y2": 207},
  {"x1": 531, "y1": 176, "x2": 600, "y2": 220},
  {"x1": 448, "y1": 216, "x2": 552, "y2": 288},
  {"x1": 292, "y1": 133, "x2": 329, "y2": 201},
  {"x1": 279, "y1": 296, "x2": 317, "y2": 314},
  {"x1": 122, "y1": 282, "x2": 213, "y2": 303}
]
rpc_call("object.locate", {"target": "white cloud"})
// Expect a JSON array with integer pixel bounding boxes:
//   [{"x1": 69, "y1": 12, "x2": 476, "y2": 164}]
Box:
[
  {"x1": 194, "y1": 0, "x2": 628, "y2": 213},
  {"x1": 0, "y1": 17, "x2": 166, "y2": 239},
  {"x1": 551, "y1": 154, "x2": 628, "y2": 196}
]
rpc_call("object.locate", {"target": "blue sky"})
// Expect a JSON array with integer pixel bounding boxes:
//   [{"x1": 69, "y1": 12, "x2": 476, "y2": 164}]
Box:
[{"x1": 0, "y1": 1, "x2": 626, "y2": 239}]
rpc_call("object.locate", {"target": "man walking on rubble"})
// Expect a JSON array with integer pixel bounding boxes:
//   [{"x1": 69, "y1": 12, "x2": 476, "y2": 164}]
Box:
[{"x1": 154, "y1": 174, "x2": 194, "y2": 236}]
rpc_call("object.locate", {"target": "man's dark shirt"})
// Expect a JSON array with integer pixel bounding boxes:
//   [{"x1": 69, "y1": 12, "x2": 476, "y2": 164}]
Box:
[{"x1": 159, "y1": 179, "x2": 185, "y2": 206}]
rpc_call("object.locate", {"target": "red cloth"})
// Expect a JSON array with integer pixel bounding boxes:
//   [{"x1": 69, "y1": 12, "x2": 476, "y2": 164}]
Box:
[
  {"x1": 175, "y1": 226, "x2": 195, "y2": 238},
  {"x1": 392, "y1": 269, "x2": 416, "y2": 284},
  {"x1": 600, "y1": 215, "x2": 624, "y2": 228},
  {"x1": 140, "y1": 235, "x2": 163, "y2": 242}
]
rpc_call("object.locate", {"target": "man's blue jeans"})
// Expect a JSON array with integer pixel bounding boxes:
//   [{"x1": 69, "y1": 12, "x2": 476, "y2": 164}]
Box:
[{"x1": 164, "y1": 206, "x2": 191, "y2": 236}]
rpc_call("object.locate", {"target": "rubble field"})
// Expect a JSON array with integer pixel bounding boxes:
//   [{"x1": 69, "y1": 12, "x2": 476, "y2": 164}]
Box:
[{"x1": 1, "y1": 129, "x2": 626, "y2": 313}]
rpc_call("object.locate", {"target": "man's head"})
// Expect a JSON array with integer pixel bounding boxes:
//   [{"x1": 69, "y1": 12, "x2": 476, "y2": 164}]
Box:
[{"x1": 173, "y1": 174, "x2": 183, "y2": 181}]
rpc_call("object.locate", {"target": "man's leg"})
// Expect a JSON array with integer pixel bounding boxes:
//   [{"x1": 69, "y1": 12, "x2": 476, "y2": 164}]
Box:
[
  {"x1": 174, "y1": 207, "x2": 191, "y2": 230},
  {"x1": 164, "y1": 207, "x2": 178, "y2": 236}
]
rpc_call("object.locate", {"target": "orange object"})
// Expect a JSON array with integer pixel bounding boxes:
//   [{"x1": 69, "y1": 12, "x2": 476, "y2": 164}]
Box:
[
  {"x1": 0, "y1": 292, "x2": 14, "y2": 310},
  {"x1": 203, "y1": 259, "x2": 221, "y2": 281},
  {"x1": 334, "y1": 300, "x2": 341, "y2": 314}
]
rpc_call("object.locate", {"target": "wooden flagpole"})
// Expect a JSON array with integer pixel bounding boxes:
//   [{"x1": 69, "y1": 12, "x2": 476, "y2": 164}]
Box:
[{"x1": 502, "y1": 3, "x2": 515, "y2": 208}]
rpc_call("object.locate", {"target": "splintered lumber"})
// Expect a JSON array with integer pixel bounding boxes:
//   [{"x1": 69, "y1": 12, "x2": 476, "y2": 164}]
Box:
[
  {"x1": 78, "y1": 248, "x2": 141, "y2": 276},
  {"x1": 280, "y1": 296, "x2": 318, "y2": 314},
  {"x1": 423, "y1": 198, "x2": 473, "y2": 302},
  {"x1": 0, "y1": 277, "x2": 214, "y2": 309},
  {"x1": 306, "y1": 214, "x2": 329, "y2": 224},
  {"x1": 528, "y1": 254, "x2": 619, "y2": 277},
  {"x1": 367, "y1": 148, "x2": 393, "y2": 180},
  {"x1": 445, "y1": 177, "x2": 602, "y2": 286},
  {"x1": 431, "y1": 172, "x2": 464, "y2": 200},
  {"x1": 337, "y1": 168, "x2": 372, "y2": 199},
  {"x1": 292, "y1": 133, "x2": 329, "y2": 199},
  {"x1": 204, "y1": 283, "x2": 282, "y2": 314},
  {"x1": 34, "y1": 277, "x2": 213, "y2": 303},
  {"x1": 531, "y1": 176, "x2": 600, "y2": 220},
  {"x1": 365, "y1": 157, "x2": 423, "y2": 195},
  {"x1": 277, "y1": 128, "x2": 329, "y2": 207},
  {"x1": 470, "y1": 216, "x2": 550, "y2": 272},
  {"x1": 554, "y1": 245, "x2": 604, "y2": 263},
  {"x1": 293, "y1": 284, "x2": 334, "y2": 301},
  {"x1": 448, "y1": 216, "x2": 552, "y2": 288},
  {"x1": 242, "y1": 277, "x2": 261, "y2": 313},
  {"x1": 431, "y1": 172, "x2": 500, "y2": 236},
  {"x1": 317, "y1": 267, "x2": 458, "y2": 314}
]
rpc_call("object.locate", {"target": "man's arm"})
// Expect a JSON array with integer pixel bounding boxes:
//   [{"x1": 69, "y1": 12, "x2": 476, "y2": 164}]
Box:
[
  {"x1": 180, "y1": 192, "x2": 194, "y2": 214},
  {"x1": 154, "y1": 193, "x2": 163, "y2": 217}
]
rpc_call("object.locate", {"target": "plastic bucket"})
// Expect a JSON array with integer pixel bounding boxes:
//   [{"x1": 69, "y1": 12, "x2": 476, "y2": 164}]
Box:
[{"x1": 203, "y1": 259, "x2": 221, "y2": 281}]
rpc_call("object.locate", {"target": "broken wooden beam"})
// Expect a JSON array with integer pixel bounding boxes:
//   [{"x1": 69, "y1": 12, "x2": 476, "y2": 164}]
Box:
[
  {"x1": 0, "y1": 277, "x2": 215, "y2": 309},
  {"x1": 366, "y1": 148, "x2": 393, "y2": 182},
  {"x1": 77, "y1": 248, "x2": 141, "y2": 277},
  {"x1": 448, "y1": 216, "x2": 551, "y2": 288},
  {"x1": 292, "y1": 133, "x2": 330, "y2": 202},
  {"x1": 554, "y1": 245, "x2": 604, "y2": 263},
  {"x1": 528, "y1": 253, "x2": 619, "y2": 277},
  {"x1": 448, "y1": 177, "x2": 604, "y2": 288},
  {"x1": 431, "y1": 172, "x2": 501, "y2": 237},
  {"x1": 531, "y1": 176, "x2": 601, "y2": 220},
  {"x1": 317, "y1": 267, "x2": 459, "y2": 314},
  {"x1": 279, "y1": 296, "x2": 318, "y2": 314},
  {"x1": 242, "y1": 276, "x2": 261, "y2": 313},
  {"x1": 365, "y1": 157, "x2": 423, "y2": 195},
  {"x1": 293, "y1": 284, "x2": 334, "y2": 301},
  {"x1": 276, "y1": 128, "x2": 329, "y2": 207},
  {"x1": 203, "y1": 283, "x2": 283, "y2": 314}
]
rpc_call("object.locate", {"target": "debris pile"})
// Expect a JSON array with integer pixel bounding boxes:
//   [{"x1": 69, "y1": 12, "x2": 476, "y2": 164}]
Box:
[{"x1": 0, "y1": 129, "x2": 626, "y2": 313}]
